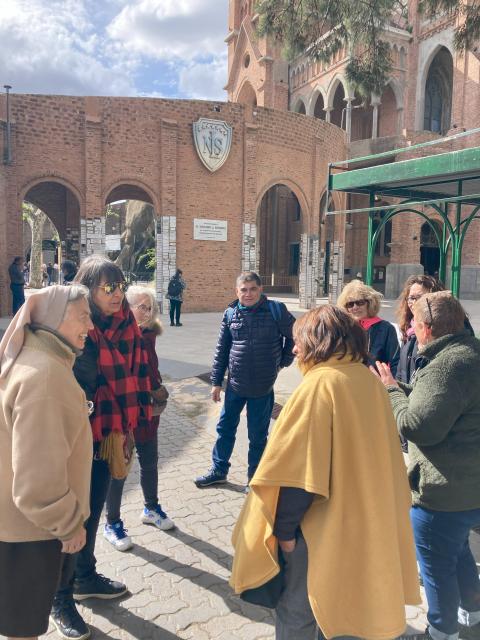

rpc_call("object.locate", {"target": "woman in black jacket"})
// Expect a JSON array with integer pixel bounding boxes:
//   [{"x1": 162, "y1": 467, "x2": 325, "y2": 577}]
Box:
[
  {"x1": 338, "y1": 281, "x2": 399, "y2": 376},
  {"x1": 396, "y1": 275, "x2": 444, "y2": 384}
]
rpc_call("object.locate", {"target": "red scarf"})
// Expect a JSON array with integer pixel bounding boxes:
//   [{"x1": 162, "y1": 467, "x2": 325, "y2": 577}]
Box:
[
  {"x1": 359, "y1": 316, "x2": 383, "y2": 331},
  {"x1": 89, "y1": 305, "x2": 152, "y2": 442}
]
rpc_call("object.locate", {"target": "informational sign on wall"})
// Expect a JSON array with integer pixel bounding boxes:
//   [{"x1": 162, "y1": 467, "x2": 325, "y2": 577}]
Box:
[
  {"x1": 105, "y1": 234, "x2": 121, "y2": 251},
  {"x1": 193, "y1": 218, "x2": 228, "y2": 242}
]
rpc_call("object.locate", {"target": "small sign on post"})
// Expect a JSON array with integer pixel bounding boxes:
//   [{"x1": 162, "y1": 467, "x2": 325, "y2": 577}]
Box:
[
  {"x1": 193, "y1": 219, "x2": 228, "y2": 242},
  {"x1": 105, "y1": 234, "x2": 121, "y2": 251}
]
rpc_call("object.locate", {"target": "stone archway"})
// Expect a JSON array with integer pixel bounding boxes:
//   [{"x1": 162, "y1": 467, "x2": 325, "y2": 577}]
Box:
[{"x1": 22, "y1": 180, "x2": 82, "y2": 285}]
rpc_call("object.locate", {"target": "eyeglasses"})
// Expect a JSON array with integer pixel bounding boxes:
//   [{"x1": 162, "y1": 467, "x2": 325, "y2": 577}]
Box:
[
  {"x1": 345, "y1": 299, "x2": 367, "y2": 310},
  {"x1": 97, "y1": 282, "x2": 128, "y2": 295},
  {"x1": 407, "y1": 295, "x2": 423, "y2": 303},
  {"x1": 134, "y1": 304, "x2": 152, "y2": 314}
]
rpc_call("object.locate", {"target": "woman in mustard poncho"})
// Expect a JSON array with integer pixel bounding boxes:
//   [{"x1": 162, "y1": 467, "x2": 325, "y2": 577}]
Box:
[{"x1": 230, "y1": 305, "x2": 420, "y2": 640}]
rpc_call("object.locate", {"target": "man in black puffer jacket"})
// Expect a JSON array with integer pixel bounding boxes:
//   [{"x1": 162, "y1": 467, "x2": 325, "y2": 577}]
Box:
[{"x1": 195, "y1": 272, "x2": 295, "y2": 488}]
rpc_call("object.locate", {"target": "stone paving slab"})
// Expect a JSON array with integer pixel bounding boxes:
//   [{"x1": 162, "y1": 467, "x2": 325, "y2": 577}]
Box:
[{"x1": 1, "y1": 380, "x2": 436, "y2": 640}]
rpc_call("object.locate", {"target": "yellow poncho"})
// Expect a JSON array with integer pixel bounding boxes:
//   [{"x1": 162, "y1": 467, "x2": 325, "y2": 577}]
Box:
[{"x1": 230, "y1": 356, "x2": 420, "y2": 639}]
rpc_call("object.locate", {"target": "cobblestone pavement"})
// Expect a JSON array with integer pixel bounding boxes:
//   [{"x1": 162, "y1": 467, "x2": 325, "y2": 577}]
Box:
[{"x1": 23, "y1": 379, "x2": 433, "y2": 640}]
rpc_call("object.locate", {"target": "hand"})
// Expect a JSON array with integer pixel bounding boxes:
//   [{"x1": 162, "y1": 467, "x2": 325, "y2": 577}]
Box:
[
  {"x1": 62, "y1": 528, "x2": 86, "y2": 554},
  {"x1": 371, "y1": 362, "x2": 398, "y2": 387},
  {"x1": 211, "y1": 386, "x2": 222, "y2": 403},
  {"x1": 278, "y1": 538, "x2": 296, "y2": 553}
]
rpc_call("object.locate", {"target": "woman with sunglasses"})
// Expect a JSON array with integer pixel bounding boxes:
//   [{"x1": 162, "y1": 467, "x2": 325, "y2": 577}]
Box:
[
  {"x1": 50, "y1": 257, "x2": 152, "y2": 640},
  {"x1": 104, "y1": 285, "x2": 175, "y2": 553},
  {"x1": 396, "y1": 275, "x2": 444, "y2": 385},
  {"x1": 338, "y1": 280, "x2": 400, "y2": 376}
]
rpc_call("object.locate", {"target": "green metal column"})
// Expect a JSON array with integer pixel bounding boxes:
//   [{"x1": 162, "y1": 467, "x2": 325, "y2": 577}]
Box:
[
  {"x1": 451, "y1": 182, "x2": 463, "y2": 297},
  {"x1": 439, "y1": 205, "x2": 447, "y2": 284},
  {"x1": 365, "y1": 192, "x2": 375, "y2": 285}
]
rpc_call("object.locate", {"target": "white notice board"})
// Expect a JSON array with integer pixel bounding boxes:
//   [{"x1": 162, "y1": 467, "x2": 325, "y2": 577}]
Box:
[{"x1": 193, "y1": 218, "x2": 228, "y2": 242}]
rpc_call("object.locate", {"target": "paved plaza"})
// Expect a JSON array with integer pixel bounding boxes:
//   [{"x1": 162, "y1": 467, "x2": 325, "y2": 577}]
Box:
[{"x1": 2, "y1": 296, "x2": 480, "y2": 639}]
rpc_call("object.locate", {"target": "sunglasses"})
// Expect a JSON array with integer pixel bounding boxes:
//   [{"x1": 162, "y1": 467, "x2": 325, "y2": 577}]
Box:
[
  {"x1": 97, "y1": 282, "x2": 128, "y2": 295},
  {"x1": 345, "y1": 299, "x2": 367, "y2": 309}
]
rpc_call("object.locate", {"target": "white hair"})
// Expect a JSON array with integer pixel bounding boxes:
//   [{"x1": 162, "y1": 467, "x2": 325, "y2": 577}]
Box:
[
  {"x1": 126, "y1": 285, "x2": 161, "y2": 330},
  {"x1": 66, "y1": 284, "x2": 89, "y2": 303}
]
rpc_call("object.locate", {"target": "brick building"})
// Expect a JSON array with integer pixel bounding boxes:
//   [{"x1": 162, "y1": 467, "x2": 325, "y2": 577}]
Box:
[
  {"x1": 227, "y1": 0, "x2": 480, "y2": 297},
  {"x1": 0, "y1": 94, "x2": 345, "y2": 315}
]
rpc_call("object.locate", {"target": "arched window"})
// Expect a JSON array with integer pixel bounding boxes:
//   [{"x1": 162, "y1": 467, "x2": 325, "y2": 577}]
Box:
[{"x1": 423, "y1": 48, "x2": 453, "y2": 134}]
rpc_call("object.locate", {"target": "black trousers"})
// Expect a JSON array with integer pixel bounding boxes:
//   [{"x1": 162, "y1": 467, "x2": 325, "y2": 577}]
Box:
[
  {"x1": 54, "y1": 458, "x2": 111, "y2": 602},
  {"x1": 169, "y1": 299, "x2": 182, "y2": 325},
  {"x1": 106, "y1": 434, "x2": 159, "y2": 523},
  {"x1": 10, "y1": 283, "x2": 25, "y2": 314}
]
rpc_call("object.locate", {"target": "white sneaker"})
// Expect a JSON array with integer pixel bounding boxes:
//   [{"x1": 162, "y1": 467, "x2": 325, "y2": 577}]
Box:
[
  {"x1": 103, "y1": 520, "x2": 133, "y2": 552},
  {"x1": 141, "y1": 507, "x2": 175, "y2": 531}
]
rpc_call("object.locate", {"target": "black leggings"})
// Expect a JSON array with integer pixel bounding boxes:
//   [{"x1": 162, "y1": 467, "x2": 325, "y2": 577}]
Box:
[
  {"x1": 169, "y1": 299, "x2": 182, "y2": 325},
  {"x1": 106, "y1": 434, "x2": 159, "y2": 524}
]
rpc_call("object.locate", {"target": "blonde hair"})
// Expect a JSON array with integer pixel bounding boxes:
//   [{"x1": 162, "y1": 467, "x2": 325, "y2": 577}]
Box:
[
  {"x1": 126, "y1": 285, "x2": 162, "y2": 332},
  {"x1": 337, "y1": 281, "x2": 383, "y2": 318}
]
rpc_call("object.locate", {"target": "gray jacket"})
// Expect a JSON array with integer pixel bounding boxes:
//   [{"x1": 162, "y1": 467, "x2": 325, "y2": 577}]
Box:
[{"x1": 387, "y1": 330, "x2": 480, "y2": 511}]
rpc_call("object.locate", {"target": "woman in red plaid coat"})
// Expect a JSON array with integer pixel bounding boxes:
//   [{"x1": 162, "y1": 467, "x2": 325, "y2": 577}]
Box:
[
  {"x1": 104, "y1": 285, "x2": 175, "y2": 552},
  {"x1": 50, "y1": 257, "x2": 153, "y2": 640}
]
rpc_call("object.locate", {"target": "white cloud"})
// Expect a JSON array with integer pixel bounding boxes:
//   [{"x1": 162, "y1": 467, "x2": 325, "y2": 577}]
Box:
[
  {"x1": 179, "y1": 54, "x2": 228, "y2": 100},
  {"x1": 0, "y1": 0, "x2": 229, "y2": 99},
  {"x1": 0, "y1": 0, "x2": 136, "y2": 95},
  {"x1": 107, "y1": 0, "x2": 226, "y2": 60}
]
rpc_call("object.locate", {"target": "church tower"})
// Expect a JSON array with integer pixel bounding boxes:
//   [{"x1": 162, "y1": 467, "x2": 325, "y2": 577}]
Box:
[{"x1": 225, "y1": 0, "x2": 289, "y2": 110}]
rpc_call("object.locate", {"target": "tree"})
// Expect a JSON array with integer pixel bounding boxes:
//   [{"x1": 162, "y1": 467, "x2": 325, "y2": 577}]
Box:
[
  {"x1": 22, "y1": 203, "x2": 47, "y2": 288},
  {"x1": 256, "y1": 0, "x2": 480, "y2": 98}
]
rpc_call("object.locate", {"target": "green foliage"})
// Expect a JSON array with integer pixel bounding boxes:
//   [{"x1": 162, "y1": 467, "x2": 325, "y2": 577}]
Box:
[{"x1": 255, "y1": 0, "x2": 480, "y2": 97}]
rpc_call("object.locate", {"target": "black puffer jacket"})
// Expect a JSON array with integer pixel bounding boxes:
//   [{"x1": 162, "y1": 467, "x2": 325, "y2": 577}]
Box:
[
  {"x1": 367, "y1": 319, "x2": 400, "y2": 377},
  {"x1": 211, "y1": 296, "x2": 295, "y2": 398},
  {"x1": 396, "y1": 335, "x2": 418, "y2": 384}
]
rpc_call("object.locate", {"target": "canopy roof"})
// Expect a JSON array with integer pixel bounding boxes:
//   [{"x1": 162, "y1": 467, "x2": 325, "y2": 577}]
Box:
[{"x1": 329, "y1": 145, "x2": 480, "y2": 206}]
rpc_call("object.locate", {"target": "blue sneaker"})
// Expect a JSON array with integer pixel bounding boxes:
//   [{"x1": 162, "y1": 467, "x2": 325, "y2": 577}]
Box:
[
  {"x1": 103, "y1": 520, "x2": 133, "y2": 552},
  {"x1": 194, "y1": 467, "x2": 227, "y2": 487},
  {"x1": 141, "y1": 506, "x2": 175, "y2": 530}
]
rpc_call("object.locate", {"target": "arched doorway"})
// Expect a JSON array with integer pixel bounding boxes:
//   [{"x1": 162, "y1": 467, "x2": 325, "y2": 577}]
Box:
[
  {"x1": 350, "y1": 95, "x2": 373, "y2": 141},
  {"x1": 312, "y1": 92, "x2": 326, "y2": 120},
  {"x1": 293, "y1": 98, "x2": 307, "y2": 115},
  {"x1": 330, "y1": 83, "x2": 346, "y2": 128},
  {"x1": 420, "y1": 220, "x2": 441, "y2": 276},
  {"x1": 258, "y1": 184, "x2": 303, "y2": 294},
  {"x1": 319, "y1": 193, "x2": 335, "y2": 295},
  {"x1": 22, "y1": 180, "x2": 81, "y2": 287},
  {"x1": 378, "y1": 85, "x2": 399, "y2": 137},
  {"x1": 237, "y1": 80, "x2": 257, "y2": 107},
  {"x1": 423, "y1": 47, "x2": 453, "y2": 134},
  {"x1": 104, "y1": 184, "x2": 156, "y2": 285}
]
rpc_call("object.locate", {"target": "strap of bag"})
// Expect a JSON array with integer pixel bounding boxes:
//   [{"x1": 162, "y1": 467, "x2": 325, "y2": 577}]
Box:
[{"x1": 226, "y1": 300, "x2": 282, "y2": 327}]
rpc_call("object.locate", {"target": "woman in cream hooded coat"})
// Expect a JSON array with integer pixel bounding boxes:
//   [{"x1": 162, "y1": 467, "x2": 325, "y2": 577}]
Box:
[
  {"x1": 230, "y1": 305, "x2": 420, "y2": 640},
  {"x1": 0, "y1": 285, "x2": 93, "y2": 640}
]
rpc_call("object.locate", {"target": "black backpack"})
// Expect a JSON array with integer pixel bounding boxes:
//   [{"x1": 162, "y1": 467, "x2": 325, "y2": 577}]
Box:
[{"x1": 168, "y1": 277, "x2": 182, "y2": 298}]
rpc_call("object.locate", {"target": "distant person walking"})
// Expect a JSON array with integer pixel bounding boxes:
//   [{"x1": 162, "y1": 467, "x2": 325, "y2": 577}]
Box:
[
  {"x1": 47, "y1": 262, "x2": 54, "y2": 285},
  {"x1": 195, "y1": 271, "x2": 295, "y2": 489},
  {"x1": 166, "y1": 269, "x2": 186, "y2": 327},
  {"x1": 8, "y1": 256, "x2": 25, "y2": 315}
]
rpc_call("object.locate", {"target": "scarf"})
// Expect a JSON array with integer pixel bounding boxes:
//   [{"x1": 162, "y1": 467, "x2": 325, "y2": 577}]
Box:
[
  {"x1": 359, "y1": 316, "x2": 382, "y2": 331},
  {"x1": 89, "y1": 305, "x2": 152, "y2": 442},
  {"x1": 406, "y1": 319, "x2": 416, "y2": 338}
]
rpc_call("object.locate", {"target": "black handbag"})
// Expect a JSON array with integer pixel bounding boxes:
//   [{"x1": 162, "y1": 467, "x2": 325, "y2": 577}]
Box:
[{"x1": 239, "y1": 551, "x2": 286, "y2": 609}]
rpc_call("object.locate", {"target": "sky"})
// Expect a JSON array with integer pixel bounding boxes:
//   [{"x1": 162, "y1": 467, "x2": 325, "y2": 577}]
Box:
[{"x1": 0, "y1": 0, "x2": 229, "y2": 100}]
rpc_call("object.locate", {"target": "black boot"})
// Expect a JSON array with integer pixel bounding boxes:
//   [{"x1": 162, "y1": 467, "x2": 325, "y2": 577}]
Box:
[{"x1": 50, "y1": 597, "x2": 90, "y2": 640}]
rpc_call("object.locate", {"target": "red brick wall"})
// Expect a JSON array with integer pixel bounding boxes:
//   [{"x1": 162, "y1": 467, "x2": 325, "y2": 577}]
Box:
[{"x1": 0, "y1": 94, "x2": 345, "y2": 315}]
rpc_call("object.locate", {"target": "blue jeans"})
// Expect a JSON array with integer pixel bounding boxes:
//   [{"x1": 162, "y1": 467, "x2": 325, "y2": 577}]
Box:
[
  {"x1": 212, "y1": 385, "x2": 274, "y2": 479},
  {"x1": 411, "y1": 505, "x2": 480, "y2": 640}
]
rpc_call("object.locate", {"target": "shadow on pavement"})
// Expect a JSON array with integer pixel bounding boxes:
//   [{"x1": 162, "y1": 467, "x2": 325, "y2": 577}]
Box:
[
  {"x1": 85, "y1": 609, "x2": 181, "y2": 640},
  {"x1": 163, "y1": 527, "x2": 233, "y2": 571},
  {"x1": 131, "y1": 543, "x2": 273, "y2": 625}
]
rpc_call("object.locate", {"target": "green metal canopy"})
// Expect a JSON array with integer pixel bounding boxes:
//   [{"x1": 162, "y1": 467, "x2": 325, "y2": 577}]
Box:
[{"x1": 327, "y1": 140, "x2": 480, "y2": 296}]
